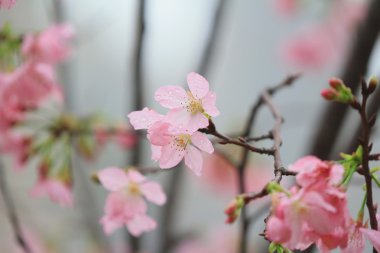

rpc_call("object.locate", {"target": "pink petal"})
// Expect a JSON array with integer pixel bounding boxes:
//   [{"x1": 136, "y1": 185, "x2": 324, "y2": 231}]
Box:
[
  {"x1": 147, "y1": 121, "x2": 171, "y2": 146},
  {"x1": 159, "y1": 142, "x2": 185, "y2": 169},
  {"x1": 151, "y1": 145, "x2": 162, "y2": 161},
  {"x1": 187, "y1": 113, "x2": 209, "y2": 133},
  {"x1": 100, "y1": 215, "x2": 124, "y2": 235},
  {"x1": 128, "y1": 107, "x2": 164, "y2": 130},
  {"x1": 360, "y1": 228, "x2": 380, "y2": 252},
  {"x1": 98, "y1": 167, "x2": 129, "y2": 191},
  {"x1": 141, "y1": 181, "x2": 167, "y2": 205},
  {"x1": 202, "y1": 91, "x2": 219, "y2": 117},
  {"x1": 187, "y1": 72, "x2": 209, "y2": 99},
  {"x1": 184, "y1": 145, "x2": 203, "y2": 176},
  {"x1": 190, "y1": 131, "x2": 214, "y2": 154},
  {"x1": 104, "y1": 192, "x2": 146, "y2": 219},
  {"x1": 266, "y1": 216, "x2": 291, "y2": 243},
  {"x1": 154, "y1": 85, "x2": 188, "y2": 109},
  {"x1": 342, "y1": 226, "x2": 365, "y2": 253},
  {"x1": 166, "y1": 108, "x2": 193, "y2": 132},
  {"x1": 126, "y1": 170, "x2": 146, "y2": 184},
  {"x1": 126, "y1": 214, "x2": 157, "y2": 237}
]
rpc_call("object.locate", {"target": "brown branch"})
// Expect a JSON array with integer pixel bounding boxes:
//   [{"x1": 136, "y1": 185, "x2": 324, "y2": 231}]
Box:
[
  {"x1": 357, "y1": 81, "x2": 378, "y2": 248},
  {"x1": 0, "y1": 162, "x2": 33, "y2": 253},
  {"x1": 129, "y1": 0, "x2": 146, "y2": 251},
  {"x1": 204, "y1": 74, "x2": 299, "y2": 253},
  {"x1": 309, "y1": 0, "x2": 380, "y2": 159}
]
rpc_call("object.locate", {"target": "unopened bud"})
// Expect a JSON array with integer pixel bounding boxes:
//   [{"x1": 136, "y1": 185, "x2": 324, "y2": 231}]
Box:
[
  {"x1": 321, "y1": 89, "x2": 337, "y2": 100},
  {"x1": 368, "y1": 76, "x2": 378, "y2": 94},
  {"x1": 329, "y1": 78, "x2": 344, "y2": 89},
  {"x1": 224, "y1": 196, "x2": 245, "y2": 224}
]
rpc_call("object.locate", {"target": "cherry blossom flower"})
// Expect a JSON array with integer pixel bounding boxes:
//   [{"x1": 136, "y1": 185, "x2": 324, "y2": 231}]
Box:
[
  {"x1": 275, "y1": 0, "x2": 297, "y2": 15},
  {"x1": 0, "y1": 0, "x2": 16, "y2": 9},
  {"x1": 288, "y1": 155, "x2": 344, "y2": 188},
  {"x1": 154, "y1": 72, "x2": 219, "y2": 132},
  {"x1": 128, "y1": 108, "x2": 215, "y2": 175},
  {"x1": 22, "y1": 24, "x2": 74, "y2": 65},
  {"x1": 341, "y1": 220, "x2": 366, "y2": 253},
  {"x1": 359, "y1": 214, "x2": 380, "y2": 252},
  {"x1": 98, "y1": 167, "x2": 166, "y2": 236},
  {"x1": 31, "y1": 178, "x2": 73, "y2": 207},
  {"x1": 266, "y1": 185, "x2": 350, "y2": 251},
  {"x1": 147, "y1": 121, "x2": 214, "y2": 176}
]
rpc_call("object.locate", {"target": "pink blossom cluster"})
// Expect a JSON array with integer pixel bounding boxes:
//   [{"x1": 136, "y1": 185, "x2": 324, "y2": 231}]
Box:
[
  {"x1": 128, "y1": 72, "x2": 219, "y2": 176},
  {"x1": 282, "y1": 0, "x2": 366, "y2": 69},
  {"x1": 98, "y1": 167, "x2": 166, "y2": 236},
  {"x1": 266, "y1": 156, "x2": 380, "y2": 252},
  {"x1": 0, "y1": 0, "x2": 15, "y2": 9},
  {"x1": 0, "y1": 24, "x2": 74, "y2": 206}
]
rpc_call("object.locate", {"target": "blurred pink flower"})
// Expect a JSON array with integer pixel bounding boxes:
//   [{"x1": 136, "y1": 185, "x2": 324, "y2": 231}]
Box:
[
  {"x1": 359, "y1": 214, "x2": 380, "y2": 252},
  {"x1": 266, "y1": 185, "x2": 350, "y2": 251},
  {"x1": 154, "y1": 72, "x2": 219, "y2": 132},
  {"x1": 282, "y1": 26, "x2": 337, "y2": 69},
  {"x1": 0, "y1": 134, "x2": 31, "y2": 171},
  {"x1": 0, "y1": 0, "x2": 15, "y2": 9},
  {"x1": 31, "y1": 178, "x2": 73, "y2": 207},
  {"x1": 22, "y1": 24, "x2": 74, "y2": 65},
  {"x1": 275, "y1": 0, "x2": 297, "y2": 15},
  {"x1": 98, "y1": 168, "x2": 166, "y2": 236},
  {"x1": 201, "y1": 152, "x2": 271, "y2": 195},
  {"x1": 288, "y1": 155, "x2": 344, "y2": 188},
  {"x1": 342, "y1": 220, "x2": 366, "y2": 253},
  {"x1": 0, "y1": 63, "x2": 63, "y2": 124},
  {"x1": 114, "y1": 126, "x2": 137, "y2": 149}
]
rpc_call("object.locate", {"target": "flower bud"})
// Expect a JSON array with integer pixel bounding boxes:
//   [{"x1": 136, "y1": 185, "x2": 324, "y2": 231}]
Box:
[
  {"x1": 224, "y1": 196, "x2": 245, "y2": 224},
  {"x1": 368, "y1": 76, "x2": 378, "y2": 94},
  {"x1": 329, "y1": 78, "x2": 344, "y2": 89},
  {"x1": 321, "y1": 89, "x2": 338, "y2": 100}
]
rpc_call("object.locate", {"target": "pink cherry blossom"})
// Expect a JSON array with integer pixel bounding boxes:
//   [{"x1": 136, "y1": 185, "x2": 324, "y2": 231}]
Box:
[
  {"x1": 98, "y1": 167, "x2": 166, "y2": 236},
  {"x1": 22, "y1": 24, "x2": 74, "y2": 65},
  {"x1": 31, "y1": 178, "x2": 73, "y2": 207},
  {"x1": 359, "y1": 214, "x2": 380, "y2": 252},
  {"x1": 148, "y1": 121, "x2": 214, "y2": 176},
  {"x1": 275, "y1": 0, "x2": 297, "y2": 15},
  {"x1": 266, "y1": 185, "x2": 350, "y2": 251},
  {"x1": 0, "y1": 63, "x2": 63, "y2": 124},
  {"x1": 0, "y1": 0, "x2": 16, "y2": 9},
  {"x1": 341, "y1": 220, "x2": 366, "y2": 253},
  {"x1": 288, "y1": 156, "x2": 344, "y2": 188},
  {"x1": 154, "y1": 72, "x2": 219, "y2": 132},
  {"x1": 282, "y1": 26, "x2": 337, "y2": 69},
  {"x1": 201, "y1": 152, "x2": 271, "y2": 195}
]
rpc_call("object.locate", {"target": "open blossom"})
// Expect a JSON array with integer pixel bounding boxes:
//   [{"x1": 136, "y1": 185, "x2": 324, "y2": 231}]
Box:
[
  {"x1": 31, "y1": 178, "x2": 73, "y2": 207},
  {"x1": 341, "y1": 220, "x2": 366, "y2": 253},
  {"x1": 154, "y1": 72, "x2": 219, "y2": 132},
  {"x1": 128, "y1": 108, "x2": 215, "y2": 176},
  {"x1": 22, "y1": 24, "x2": 74, "y2": 64},
  {"x1": 0, "y1": 0, "x2": 16, "y2": 8},
  {"x1": 148, "y1": 121, "x2": 214, "y2": 176},
  {"x1": 98, "y1": 167, "x2": 166, "y2": 236}
]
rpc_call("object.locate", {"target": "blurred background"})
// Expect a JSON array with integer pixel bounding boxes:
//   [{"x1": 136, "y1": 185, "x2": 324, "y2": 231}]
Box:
[{"x1": 0, "y1": 0, "x2": 379, "y2": 252}]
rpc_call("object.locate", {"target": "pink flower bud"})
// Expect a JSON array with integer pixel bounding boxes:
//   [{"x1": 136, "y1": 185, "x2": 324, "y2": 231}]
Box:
[
  {"x1": 329, "y1": 78, "x2": 344, "y2": 89},
  {"x1": 321, "y1": 89, "x2": 338, "y2": 100}
]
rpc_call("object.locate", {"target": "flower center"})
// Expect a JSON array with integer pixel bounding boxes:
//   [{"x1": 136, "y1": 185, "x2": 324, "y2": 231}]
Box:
[
  {"x1": 173, "y1": 134, "x2": 191, "y2": 150},
  {"x1": 185, "y1": 91, "x2": 204, "y2": 114},
  {"x1": 127, "y1": 182, "x2": 141, "y2": 195}
]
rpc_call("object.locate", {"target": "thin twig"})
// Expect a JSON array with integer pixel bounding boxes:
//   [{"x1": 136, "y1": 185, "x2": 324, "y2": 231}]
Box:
[
  {"x1": 356, "y1": 81, "x2": 378, "y2": 248},
  {"x1": 0, "y1": 162, "x2": 32, "y2": 253},
  {"x1": 204, "y1": 74, "x2": 299, "y2": 253}
]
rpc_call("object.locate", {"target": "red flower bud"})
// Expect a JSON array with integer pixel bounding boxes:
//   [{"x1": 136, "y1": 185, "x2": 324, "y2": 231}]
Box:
[{"x1": 321, "y1": 89, "x2": 337, "y2": 100}]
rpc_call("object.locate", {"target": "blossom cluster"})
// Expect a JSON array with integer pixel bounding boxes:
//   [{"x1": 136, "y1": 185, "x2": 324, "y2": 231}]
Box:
[
  {"x1": 0, "y1": 24, "x2": 136, "y2": 207},
  {"x1": 128, "y1": 72, "x2": 219, "y2": 176},
  {"x1": 97, "y1": 167, "x2": 166, "y2": 236},
  {"x1": 0, "y1": 0, "x2": 15, "y2": 9},
  {"x1": 266, "y1": 156, "x2": 380, "y2": 252}
]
